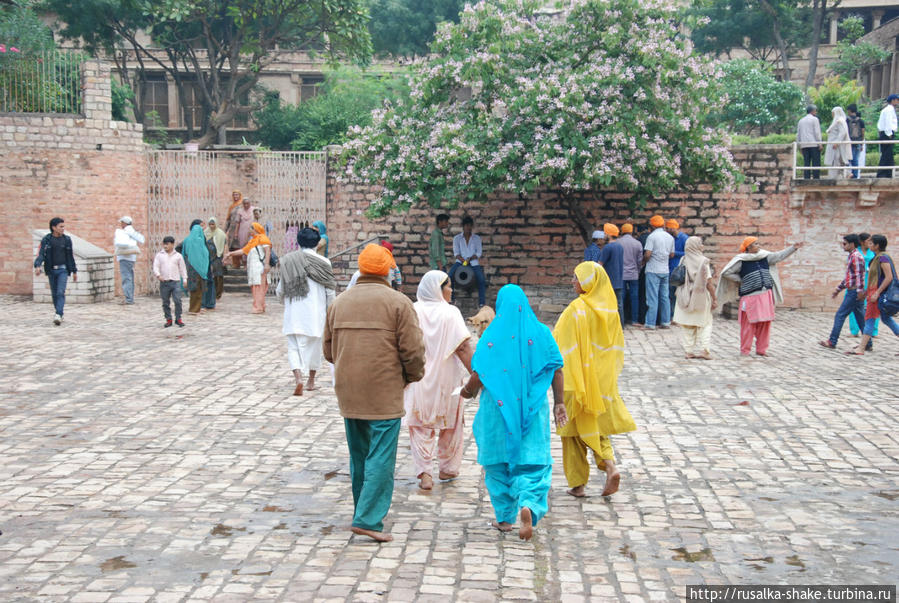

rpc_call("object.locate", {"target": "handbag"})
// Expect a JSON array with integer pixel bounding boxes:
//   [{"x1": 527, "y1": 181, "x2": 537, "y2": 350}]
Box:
[
  {"x1": 255, "y1": 245, "x2": 278, "y2": 268},
  {"x1": 877, "y1": 255, "x2": 899, "y2": 317},
  {"x1": 669, "y1": 261, "x2": 686, "y2": 287}
]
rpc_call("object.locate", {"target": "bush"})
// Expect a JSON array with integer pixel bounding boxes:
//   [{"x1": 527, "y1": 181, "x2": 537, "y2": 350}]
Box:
[
  {"x1": 254, "y1": 67, "x2": 409, "y2": 151},
  {"x1": 808, "y1": 76, "x2": 864, "y2": 126},
  {"x1": 111, "y1": 77, "x2": 134, "y2": 122},
  {"x1": 731, "y1": 133, "x2": 796, "y2": 145},
  {"x1": 710, "y1": 59, "x2": 804, "y2": 135}
]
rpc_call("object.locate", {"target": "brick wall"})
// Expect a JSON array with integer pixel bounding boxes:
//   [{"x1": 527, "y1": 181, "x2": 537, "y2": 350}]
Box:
[
  {"x1": 0, "y1": 60, "x2": 146, "y2": 296},
  {"x1": 326, "y1": 145, "x2": 899, "y2": 315}
]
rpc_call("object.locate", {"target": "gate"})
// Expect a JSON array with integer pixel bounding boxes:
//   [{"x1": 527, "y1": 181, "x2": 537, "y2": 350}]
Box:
[{"x1": 146, "y1": 150, "x2": 327, "y2": 293}]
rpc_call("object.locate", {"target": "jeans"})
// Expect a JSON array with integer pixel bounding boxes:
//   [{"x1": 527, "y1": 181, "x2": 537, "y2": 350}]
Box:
[
  {"x1": 118, "y1": 259, "x2": 135, "y2": 303},
  {"x1": 850, "y1": 145, "x2": 862, "y2": 178},
  {"x1": 201, "y1": 276, "x2": 216, "y2": 309},
  {"x1": 644, "y1": 272, "x2": 670, "y2": 327},
  {"x1": 802, "y1": 147, "x2": 821, "y2": 179},
  {"x1": 828, "y1": 289, "x2": 865, "y2": 345},
  {"x1": 48, "y1": 267, "x2": 68, "y2": 316},
  {"x1": 448, "y1": 262, "x2": 486, "y2": 306},
  {"x1": 623, "y1": 279, "x2": 640, "y2": 324},
  {"x1": 160, "y1": 280, "x2": 182, "y2": 320},
  {"x1": 865, "y1": 314, "x2": 899, "y2": 336}
]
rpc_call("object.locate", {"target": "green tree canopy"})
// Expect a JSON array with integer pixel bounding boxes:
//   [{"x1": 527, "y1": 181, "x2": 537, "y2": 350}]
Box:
[
  {"x1": 342, "y1": 0, "x2": 741, "y2": 242},
  {"x1": 253, "y1": 67, "x2": 408, "y2": 150},
  {"x1": 709, "y1": 59, "x2": 803, "y2": 135},
  {"x1": 368, "y1": 0, "x2": 464, "y2": 57}
]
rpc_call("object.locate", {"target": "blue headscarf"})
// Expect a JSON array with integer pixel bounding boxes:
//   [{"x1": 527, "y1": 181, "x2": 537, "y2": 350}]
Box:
[
  {"x1": 472, "y1": 284, "x2": 563, "y2": 464},
  {"x1": 312, "y1": 220, "x2": 329, "y2": 256},
  {"x1": 182, "y1": 223, "x2": 210, "y2": 276}
]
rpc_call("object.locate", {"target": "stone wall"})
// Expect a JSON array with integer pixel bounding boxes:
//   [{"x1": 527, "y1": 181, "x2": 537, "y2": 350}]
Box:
[
  {"x1": 31, "y1": 230, "x2": 115, "y2": 304},
  {"x1": 0, "y1": 60, "x2": 146, "y2": 296},
  {"x1": 326, "y1": 146, "x2": 899, "y2": 316}
]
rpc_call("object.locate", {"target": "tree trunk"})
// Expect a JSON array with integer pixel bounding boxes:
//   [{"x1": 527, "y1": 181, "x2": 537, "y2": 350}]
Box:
[
  {"x1": 804, "y1": 0, "x2": 828, "y2": 91},
  {"x1": 759, "y1": 0, "x2": 792, "y2": 82},
  {"x1": 560, "y1": 192, "x2": 596, "y2": 245}
]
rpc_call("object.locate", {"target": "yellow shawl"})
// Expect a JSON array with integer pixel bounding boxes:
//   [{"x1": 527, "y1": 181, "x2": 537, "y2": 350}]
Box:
[{"x1": 553, "y1": 261, "x2": 636, "y2": 445}]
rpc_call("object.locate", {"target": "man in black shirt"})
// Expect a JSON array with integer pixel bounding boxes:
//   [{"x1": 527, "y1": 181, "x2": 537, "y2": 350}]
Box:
[{"x1": 34, "y1": 217, "x2": 78, "y2": 325}]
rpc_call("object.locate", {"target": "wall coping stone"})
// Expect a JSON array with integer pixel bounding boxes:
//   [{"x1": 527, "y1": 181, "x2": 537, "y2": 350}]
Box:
[{"x1": 31, "y1": 230, "x2": 113, "y2": 260}]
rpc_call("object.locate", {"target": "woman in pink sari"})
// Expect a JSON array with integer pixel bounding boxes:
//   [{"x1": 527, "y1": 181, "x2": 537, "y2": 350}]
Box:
[{"x1": 403, "y1": 270, "x2": 474, "y2": 490}]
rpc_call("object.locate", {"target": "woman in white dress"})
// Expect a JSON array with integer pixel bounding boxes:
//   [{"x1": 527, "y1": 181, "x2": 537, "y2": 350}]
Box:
[
  {"x1": 224, "y1": 222, "x2": 270, "y2": 313},
  {"x1": 403, "y1": 270, "x2": 474, "y2": 490},
  {"x1": 276, "y1": 227, "x2": 336, "y2": 395},
  {"x1": 825, "y1": 106, "x2": 852, "y2": 179},
  {"x1": 673, "y1": 237, "x2": 718, "y2": 359}
]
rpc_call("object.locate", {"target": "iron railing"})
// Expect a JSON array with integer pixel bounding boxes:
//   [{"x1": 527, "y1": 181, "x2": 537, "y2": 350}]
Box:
[
  {"x1": 0, "y1": 50, "x2": 87, "y2": 114},
  {"x1": 793, "y1": 140, "x2": 897, "y2": 180}
]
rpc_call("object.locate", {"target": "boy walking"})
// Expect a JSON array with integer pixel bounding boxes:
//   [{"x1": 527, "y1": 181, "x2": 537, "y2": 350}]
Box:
[{"x1": 153, "y1": 236, "x2": 187, "y2": 327}]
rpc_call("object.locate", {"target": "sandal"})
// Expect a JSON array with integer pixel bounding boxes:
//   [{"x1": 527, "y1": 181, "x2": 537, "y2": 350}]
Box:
[
  {"x1": 818, "y1": 340, "x2": 836, "y2": 349},
  {"x1": 845, "y1": 350, "x2": 865, "y2": 356}
]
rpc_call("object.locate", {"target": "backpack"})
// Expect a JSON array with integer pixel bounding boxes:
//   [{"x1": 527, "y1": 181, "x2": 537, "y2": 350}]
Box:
[{"x1": 847, "y1": 117, "x2": 863, "y2": 141}]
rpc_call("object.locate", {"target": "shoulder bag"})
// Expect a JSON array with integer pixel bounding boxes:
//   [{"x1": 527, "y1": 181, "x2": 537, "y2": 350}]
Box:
[
  {"x1": 669, "y1": 261, "x2": 686, "y2": 287},
  {"x1": 877, "y1": 255, "x2": 899, "y2": 317}
]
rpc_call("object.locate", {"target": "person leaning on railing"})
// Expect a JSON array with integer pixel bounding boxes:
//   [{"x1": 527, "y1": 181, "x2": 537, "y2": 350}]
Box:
[{"x1": 876, "y1": 94, "x2": 899, "y2": 178}]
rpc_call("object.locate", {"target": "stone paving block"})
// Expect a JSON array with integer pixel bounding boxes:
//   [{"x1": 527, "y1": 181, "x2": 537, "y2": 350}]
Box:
[{"x1": 1, "y1": 295, "x2": 897, "y2": 600}]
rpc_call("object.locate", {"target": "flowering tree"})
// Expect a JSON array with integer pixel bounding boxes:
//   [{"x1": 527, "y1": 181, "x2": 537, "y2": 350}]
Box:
[{"x1": 341, "y1": 0, "x2": 741, "y2": 242}]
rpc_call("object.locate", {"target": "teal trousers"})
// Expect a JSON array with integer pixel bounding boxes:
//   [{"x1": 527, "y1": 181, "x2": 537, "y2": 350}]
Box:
[
  {"x1": 483, "y1": 463, "x2": 552, "y2": 526},
  {"x1": 344, "y1": 418, "x2": 401, "y2": 532}
]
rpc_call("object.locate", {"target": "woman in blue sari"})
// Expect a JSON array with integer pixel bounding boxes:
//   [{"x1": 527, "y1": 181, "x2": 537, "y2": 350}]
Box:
[{"x1": 461, "y1": 284, "x2": 567, "y2": 540}]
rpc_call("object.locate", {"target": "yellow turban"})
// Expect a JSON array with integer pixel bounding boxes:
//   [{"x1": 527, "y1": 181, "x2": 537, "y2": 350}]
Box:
[
  {"x1": 650, "y1": 215, "x2": 665, "y2": 228},
  {"x1": 666, "y1": 219, "x2": 679, "y2": 229},
  {"x1": 358, "y1": 243, "x2": 392, "y2": 276},
  {"x1": 621, "y1": 223, "x2": 633, "y2": 234},
  {"x1": 603, "y1": 223, "x2": 619, "y2": 237},
  {"x1": 740, "y1": 236, "x2": 759, "y2": 253}
]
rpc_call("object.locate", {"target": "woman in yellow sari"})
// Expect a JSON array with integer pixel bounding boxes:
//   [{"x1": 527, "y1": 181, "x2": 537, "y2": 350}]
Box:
[{"x1": 553, "y1": 261, "x2": 637, "y2": 497}]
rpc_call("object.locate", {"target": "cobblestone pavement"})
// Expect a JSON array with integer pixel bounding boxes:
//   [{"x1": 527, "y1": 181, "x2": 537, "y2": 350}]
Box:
[{"x1": 1, "y1": 293, "x2": 897, "y2": 602}]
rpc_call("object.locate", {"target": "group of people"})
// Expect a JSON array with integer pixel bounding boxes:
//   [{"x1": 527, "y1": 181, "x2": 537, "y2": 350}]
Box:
[
  {"x1": 321, "y1": 242, "x2": 636, "y2": 542},
  {"x1": 583, "y1": 216, "x2": 807, "y2": 359},
  {"x1": 797, "y1": 94, "x2": 898, "y2": 179},
  {"x1": 819, "y1": 232, "x2": 899, "y2": 355}
]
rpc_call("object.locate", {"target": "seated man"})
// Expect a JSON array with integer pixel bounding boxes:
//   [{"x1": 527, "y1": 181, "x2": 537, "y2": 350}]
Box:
[{"x1": 448, "y1": 216, "x2": 486, "y2": 307}]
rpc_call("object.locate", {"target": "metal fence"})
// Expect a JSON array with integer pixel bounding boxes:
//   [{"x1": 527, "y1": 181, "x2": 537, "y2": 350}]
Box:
[
  {"x1": 793, "y1": 140, "x2": 897, "y2": 179},
  {"x1": 145, "y1": 149, "x2": 328, "y2": 293},
  {"x1": 0, "y1": 50, "x2": 87, "y2": 114}
]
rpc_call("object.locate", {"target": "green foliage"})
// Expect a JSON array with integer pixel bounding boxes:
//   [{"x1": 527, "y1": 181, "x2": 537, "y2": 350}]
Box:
[
  {"x1": 254, "y1": 67, "x2": 408, "y2": 151},
  {"x1": 0, "y1": 2, "x2": 55, "y2": 54},
  {"x1": 710, "y1": 59, "x2": 803, "y2": 135},
  {"x1": 368, "y1": 0, "x2": 464, "y2": 57},
  {"x1": 142, "y1": 110, "x2": 181, "y2": 147},
  {"x1": 731, "y1": 133, "x2": 796, "y2": 144},
  {"x1": 808, "y1": 76, "x2": 864, "y2": 124},
  {"x1": 829, "y1": 15, "x2": 891, "y2": 78},
  {"x1": 111, "y1": 77, "x2": 134, "y2": 122}
]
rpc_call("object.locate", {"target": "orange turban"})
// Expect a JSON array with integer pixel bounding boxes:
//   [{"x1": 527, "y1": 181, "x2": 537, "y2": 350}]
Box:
[
  {"x1": 739, "y1": 236, "x2": 759, "y2": 253},
  {"x1": 621, "y1": 223, "x2": 633, "y2": 234},
  {"x1": 666, "y1": 219, "x2": 679, "y2": 230},
  {"x1": 358, "y1": 243, "x2": 392, "y2": 276},
  {"x1": 603, "y1": 223, "x2": 619, "y2": 237},
  {"x1": 650, "y1": 215, "x2": 665, "y2": 228}
]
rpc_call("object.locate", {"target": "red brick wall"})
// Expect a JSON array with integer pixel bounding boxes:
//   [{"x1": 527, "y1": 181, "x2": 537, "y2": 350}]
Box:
[{"x1": 326, "y1": 146, "x2": 899, "y2": 312}]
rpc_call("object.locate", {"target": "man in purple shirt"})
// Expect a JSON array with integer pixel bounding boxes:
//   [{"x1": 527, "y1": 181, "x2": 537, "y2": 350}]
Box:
[{"x1": 617, "y1": 223, "x2": 644, "y2": 326}]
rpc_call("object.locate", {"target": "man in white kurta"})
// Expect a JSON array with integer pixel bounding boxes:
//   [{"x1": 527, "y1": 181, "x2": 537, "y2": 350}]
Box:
[{"x1": 276, "y1": 228, "x2": 336, "y2": 395}]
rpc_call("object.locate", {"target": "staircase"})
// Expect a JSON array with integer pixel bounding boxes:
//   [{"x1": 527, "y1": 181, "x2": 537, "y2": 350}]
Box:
[{"x1": 223, "y1": 265, "x2": 250, "y2": 293}]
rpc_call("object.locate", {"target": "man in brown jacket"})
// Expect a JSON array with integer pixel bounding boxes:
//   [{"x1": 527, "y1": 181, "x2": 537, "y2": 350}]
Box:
[{"x1": 323, "y1": 243, "x2": 426, "y2": 542}]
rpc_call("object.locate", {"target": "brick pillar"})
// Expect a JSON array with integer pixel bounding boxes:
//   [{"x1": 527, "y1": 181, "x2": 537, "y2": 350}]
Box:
[{"x1": 81, "y1": 60, "x2": 112, "y2": 121}]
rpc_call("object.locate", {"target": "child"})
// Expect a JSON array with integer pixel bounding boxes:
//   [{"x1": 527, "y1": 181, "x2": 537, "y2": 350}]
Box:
[{"x1": 152, "y1": 236, "x2": 188, "y2": 327}]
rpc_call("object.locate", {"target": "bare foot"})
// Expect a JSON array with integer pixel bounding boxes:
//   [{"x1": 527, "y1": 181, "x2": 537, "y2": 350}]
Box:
[
  {"x1": 438, "y1": 471, "x2": 458, "y2": 481},
  {"x1": 567, "y1": 485, "x2": 586, "y2": 498},
  {"x1": 292, "y1": 383, "x2": 304, "y2": 396},
  {"x1": 519, "y1": 507, "x2": 533, "y2": 540},
  {"x1": 492, "y1": 521, "x2": 513, "y2": 532},
  {"x1": 684, "y1": 354, "x2": 695, "y2": 359},
  {"x1": 601, "y1": 471, "x2": 620, "y2": 496},
  {"x1": 696, "y1": 351, "x2": 712, "y2": 360},
  {"x1": 350, "y1": 526, "x2": 393, "y2": 542},
  {"x1": 305, "y1": 379, "x2": 317, "y2": 392},
  {"x1": 419, "y1": 473, "x2": 433, "y2": 490}
]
